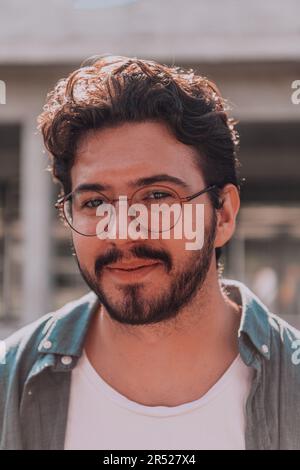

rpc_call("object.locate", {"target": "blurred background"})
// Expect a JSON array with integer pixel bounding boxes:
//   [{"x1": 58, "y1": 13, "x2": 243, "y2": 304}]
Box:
[{"x1": 0, "y1": 0, "x2": 299, "y2": 338}]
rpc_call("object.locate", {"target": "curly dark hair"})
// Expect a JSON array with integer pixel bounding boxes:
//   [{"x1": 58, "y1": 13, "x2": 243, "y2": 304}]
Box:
[{"x1": 38, "y1": 54, "x2": 241, "y2": 265}]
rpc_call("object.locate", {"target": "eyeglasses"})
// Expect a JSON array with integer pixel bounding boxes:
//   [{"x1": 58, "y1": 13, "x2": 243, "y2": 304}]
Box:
[{"x1": 55, "y1": 183, "x2": 218, "y2": 237}]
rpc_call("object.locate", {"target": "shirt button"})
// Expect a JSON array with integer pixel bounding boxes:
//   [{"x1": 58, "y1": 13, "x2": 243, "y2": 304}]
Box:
[
  {"x1": 261, "y1": 344, "x2": 269, "y2": 354},
  {"x1": 61, "y1": 355, "x2": 72, "y2": 365},
  {"x1": 43, "y1": 340, "x2": 52, "y2": 350}
]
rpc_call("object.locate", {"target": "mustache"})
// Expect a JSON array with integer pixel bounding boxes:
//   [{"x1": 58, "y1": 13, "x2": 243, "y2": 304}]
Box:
[{"x1": 94, "y1": 244, "x2": 172, "y2": 276}]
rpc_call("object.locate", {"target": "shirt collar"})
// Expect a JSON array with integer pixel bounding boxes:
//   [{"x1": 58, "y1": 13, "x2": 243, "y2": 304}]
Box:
[
  {"x1": 221, "y1": 278, "x2": 272, "y2": 362},
  {"x1": 38, "y1": 291, "x2": 99, "y2": 357}
]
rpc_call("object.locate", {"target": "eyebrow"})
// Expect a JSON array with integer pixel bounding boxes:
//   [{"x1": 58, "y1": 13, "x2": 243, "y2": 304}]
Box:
[{"x1": 74, "y1": 174, "x2": 190, "y2": 192}]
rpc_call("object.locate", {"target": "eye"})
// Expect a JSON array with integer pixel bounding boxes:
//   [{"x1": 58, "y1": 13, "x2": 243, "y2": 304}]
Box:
[
  {"x1": 147, "y1": 191, "x2": 174, "y2": 200},
  {"x1": 82, "y1": 198, "x2": 106, "y2": 209}
]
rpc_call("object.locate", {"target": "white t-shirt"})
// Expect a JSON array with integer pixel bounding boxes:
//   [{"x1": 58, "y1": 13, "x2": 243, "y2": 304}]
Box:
[{"x1": 64, "y1": 349, "x2": 253, "y2": 450}]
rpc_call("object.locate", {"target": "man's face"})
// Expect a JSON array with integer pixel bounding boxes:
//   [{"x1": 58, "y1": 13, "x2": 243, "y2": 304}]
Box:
[{"x1": 71, "y1": 121, "x2": 218, "y2": 325}]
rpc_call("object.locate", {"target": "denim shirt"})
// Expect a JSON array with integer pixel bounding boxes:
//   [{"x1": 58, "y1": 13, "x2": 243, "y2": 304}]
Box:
[{"x1": 1, "y1": 278, "x2": 300, "y2": 450}]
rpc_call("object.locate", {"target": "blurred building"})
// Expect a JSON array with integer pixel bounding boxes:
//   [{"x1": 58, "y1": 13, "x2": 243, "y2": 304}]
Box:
[{"x1": 0, "y1": 0, "x2": 300, "y2": 337}]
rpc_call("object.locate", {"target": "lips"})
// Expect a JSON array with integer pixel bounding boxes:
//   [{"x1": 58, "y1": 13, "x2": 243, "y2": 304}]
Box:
[{"x1": 106, "y1": 260, "x2": 161, "y2": 271}]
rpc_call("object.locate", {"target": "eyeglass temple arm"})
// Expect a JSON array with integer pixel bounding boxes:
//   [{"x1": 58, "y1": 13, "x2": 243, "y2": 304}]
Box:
[
  {"x1": 55, "y1": 196, "x2": 65, "y2": 208},
  {"x1": 181, "y1": 184, "x2": 218, "y2": 202}
]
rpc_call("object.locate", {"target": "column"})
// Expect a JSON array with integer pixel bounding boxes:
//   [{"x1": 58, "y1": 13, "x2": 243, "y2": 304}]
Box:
[{"x1": 20, "y1": 115, "x2": 52, "y2": 325}]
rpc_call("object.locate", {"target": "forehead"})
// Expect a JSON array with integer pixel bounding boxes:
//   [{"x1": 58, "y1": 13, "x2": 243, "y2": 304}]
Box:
[{"x1": 71, "y1": 121, "x2": 204, "y2": 189}]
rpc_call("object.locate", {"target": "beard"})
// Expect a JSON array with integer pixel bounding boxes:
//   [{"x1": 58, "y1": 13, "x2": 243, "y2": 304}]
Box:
[{"x1": 75, "y1": 211, "x2": 217, "y2": 326}]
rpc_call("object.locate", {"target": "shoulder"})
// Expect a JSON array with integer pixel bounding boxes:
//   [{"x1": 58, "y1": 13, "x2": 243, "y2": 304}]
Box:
[
  {"x1": 0, "y1": 313, "x2": 52, "y2": 386},
  {"x1": 0, "y1": 291, "x2": 96, "y2": 386},
  {"x1": 0, "y1": 292, "x2": 97, "y2": 449},
  {"x1": 224, "y1": 278, "x2": 300, "y2": 369}
]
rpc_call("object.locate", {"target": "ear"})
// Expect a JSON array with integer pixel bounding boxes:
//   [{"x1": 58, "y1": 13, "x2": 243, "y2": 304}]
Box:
[{"x1": 214, "y1": 184, "x2": 240, "y2": 249}]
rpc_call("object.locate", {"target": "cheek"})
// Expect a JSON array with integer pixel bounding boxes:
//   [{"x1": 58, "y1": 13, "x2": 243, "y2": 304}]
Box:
[{"x1": 72, "y1": 235, "x2": 104, "y2": 266}]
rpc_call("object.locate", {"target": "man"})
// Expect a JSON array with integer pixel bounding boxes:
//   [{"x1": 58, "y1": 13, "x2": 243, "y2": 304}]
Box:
[{"x1": 1, "y1": 55, "x2": 300, "y2": 450}]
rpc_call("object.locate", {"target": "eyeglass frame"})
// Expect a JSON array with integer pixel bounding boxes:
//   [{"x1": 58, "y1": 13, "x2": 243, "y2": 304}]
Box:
[{"x1": 55, "y1": 183, "x2": 219, "y2": 237}]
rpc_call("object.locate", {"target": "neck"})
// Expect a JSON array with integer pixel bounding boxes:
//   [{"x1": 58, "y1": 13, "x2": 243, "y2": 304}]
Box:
[{"x1": 85, "y1": 271, "x2": 242, "y2": 407}]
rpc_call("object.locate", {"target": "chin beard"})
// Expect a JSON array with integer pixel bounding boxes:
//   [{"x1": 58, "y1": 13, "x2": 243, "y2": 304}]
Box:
[{"x1": 75, "y1": 214, "x2": 217, "y2": 326}]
